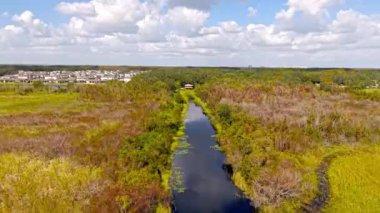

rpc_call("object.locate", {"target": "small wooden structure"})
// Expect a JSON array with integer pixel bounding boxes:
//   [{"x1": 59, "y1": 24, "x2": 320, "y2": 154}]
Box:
[{"x1": 184, "y1": 84, "x2": 194, "y2": 90}]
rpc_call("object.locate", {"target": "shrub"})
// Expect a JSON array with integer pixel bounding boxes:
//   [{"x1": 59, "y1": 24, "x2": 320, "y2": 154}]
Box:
[
  {"x1": 253, "y1": 162, "x2": 303, "y2": 207},
  {"x1": 217, "y1": 104, "x2": 233, "y2": 125},
  {"x1": 33, "y1": 81, "x2": 44, "y2": 90}
]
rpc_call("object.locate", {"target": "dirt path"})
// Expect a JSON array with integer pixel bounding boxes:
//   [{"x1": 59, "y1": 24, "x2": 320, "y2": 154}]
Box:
[{"x1": 302, "y1": 155, "x2": 337, "y2": 213}]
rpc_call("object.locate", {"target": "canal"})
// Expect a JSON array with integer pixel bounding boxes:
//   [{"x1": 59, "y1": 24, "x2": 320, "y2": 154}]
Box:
[{"x1": 172, "y1": 102, "x2": 254, "y2": 213}]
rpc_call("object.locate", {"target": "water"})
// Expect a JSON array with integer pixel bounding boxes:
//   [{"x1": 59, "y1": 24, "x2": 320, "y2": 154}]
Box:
[{"x1": 172, "y1": 103, "x2": 254, "y2": 213}]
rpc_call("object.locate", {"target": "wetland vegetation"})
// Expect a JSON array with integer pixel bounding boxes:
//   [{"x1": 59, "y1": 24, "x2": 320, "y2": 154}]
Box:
[
  {"x1": 0, "y1": 67, "x2": 379, "y2": 212},
  {"x1": 0, "y1": 73, "x2": 184, "y2": 212}
]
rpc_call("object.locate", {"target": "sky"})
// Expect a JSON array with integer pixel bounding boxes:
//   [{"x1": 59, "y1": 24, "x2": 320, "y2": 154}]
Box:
[{"x1": 0, "y1": 0, "x2": 380, "y2": 67}]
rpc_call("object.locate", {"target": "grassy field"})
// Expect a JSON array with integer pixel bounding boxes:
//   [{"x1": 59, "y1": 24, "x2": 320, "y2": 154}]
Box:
[
  {"x1": 325, "y1": 146, "x2": 380, "y2": 212},
  {"x1": 0, "y1": 92, "x2": 94, "y2": 114}
]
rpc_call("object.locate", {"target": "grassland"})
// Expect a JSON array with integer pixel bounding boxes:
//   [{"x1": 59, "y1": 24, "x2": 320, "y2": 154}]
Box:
[
  {"x1": 0, "y1": 92, "x2": 93, "y2": 115},
  {"x1": 325, "y1": 146, "x2": 380, "y2": 212}
]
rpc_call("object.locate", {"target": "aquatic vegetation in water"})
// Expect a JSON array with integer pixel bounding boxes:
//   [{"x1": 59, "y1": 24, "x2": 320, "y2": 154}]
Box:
[
  {"x1": 171, "y1": 166, "x2": 186, "y2": 193},
  {"x1": 175, "y1": 137, "x2": 192, "y2": 155},
  {"x1": 211, "y1": 144, "x2": 223, "y2": 152}
]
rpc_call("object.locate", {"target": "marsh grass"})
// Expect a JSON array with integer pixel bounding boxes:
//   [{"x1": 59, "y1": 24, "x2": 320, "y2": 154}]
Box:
[
  {"x1": 325, "y1": 147, "x2": 380, "y2": 213},
  {"x1": 353, "y1": 88, "x2": 380, "y2": 101},
  {"x1": 0, "y1": 153, "x2": 102, "y2": 212},
  {"x1": 0, "y1": 91, "x2": 95, "y2": 115}
]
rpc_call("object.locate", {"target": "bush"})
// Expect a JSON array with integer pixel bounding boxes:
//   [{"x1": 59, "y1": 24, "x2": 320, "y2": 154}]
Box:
[
  {"x1": 217, "y1": 104, "x2": 233, "y2": 125},
  {"x1": 18, "y1": 87, "x2": 34, "y2": 95},
  {"x1": 33, "y1": 81, "x2": 44, "y2": 90},
  {"x1": 253, "y1": 161, "x2": 303, "y2": 207}
]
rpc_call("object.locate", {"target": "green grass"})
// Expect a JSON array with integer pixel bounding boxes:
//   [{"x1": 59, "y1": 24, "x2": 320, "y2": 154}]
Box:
[
  {"x1": 0, "y1": 92, "x2": 93, "y2": 114},
  {"x1": 325, "y1": 147, "x2": 380, "y2": 212},
  {"x1": 0, "y1": 153, "x2": 102, "y2": 212},
  {"x1": 155, "y1": 204, "x2": 171, "y2": 213},
  {"x1": 361, "y1": 88, "x2": 380, "y2": 93},
  {"x1": 352, "y1": 88, "x2": 380, "y2": 101}
]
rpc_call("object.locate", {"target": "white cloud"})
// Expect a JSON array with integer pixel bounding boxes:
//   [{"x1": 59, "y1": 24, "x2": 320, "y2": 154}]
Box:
[
  {"x1": 168, "y1": 0, "x2": 217, "y2": 10},
  {"x1": 328, "y1": 10, "x2": 380, "y2": 49},
  {"x1": 248, "y1": 7, "x2": 257, "y2": 17},
  {"x1": 1, "y1": 0, "x2": 380, "y2": 67},
  {"x1": 59, "y1": 0, "x2": 149, "y2": 34},
  {"x1": 330, "y1": 9, "x2": 377, "y2": 34},
  {"x1": 166, "y1": 7, "x2": 209, "y2": 35},
  {"x1": 275, "y1": 0, "x2": 344, "y2": 33},
  {"x1": 0, "y1": 25, "x2": 26, "y2": 49},
  {"x1": 12, "y1": 11, "x2": 34, "y2": 24},
  {"x1": 247, "y1": 24, "x2": 293, "y2": 47},
  {"x1": 12, "y1": 11, "x2": 49, "y2": 36},
  {"x1": 287, "y1": 0, "x2": 344, "y2": 15},
  {"x1": 1, "y1": 12, "x2": 9, "y2": 17},
  {"x1": 137, "y1": 14, "x2": 165, "y2": 42},
  {"x1": 56, "y1": 2, "x2": 96, "y2": 16},
  {"x1": 219, "y1": 21, "x2": 242, "y2": 33}
]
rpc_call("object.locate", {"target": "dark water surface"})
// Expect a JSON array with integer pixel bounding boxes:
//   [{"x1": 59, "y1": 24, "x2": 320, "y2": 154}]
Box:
[{"x1": 172, "y1": 103, "x2": 254, "y2": 213}]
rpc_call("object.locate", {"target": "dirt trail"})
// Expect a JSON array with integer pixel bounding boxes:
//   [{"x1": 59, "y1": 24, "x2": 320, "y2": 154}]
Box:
[{"x1": 302, "y1": 155, "x2": 337, "y2": 213}]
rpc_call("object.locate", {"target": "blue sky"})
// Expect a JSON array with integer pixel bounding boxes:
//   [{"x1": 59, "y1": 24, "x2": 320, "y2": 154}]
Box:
[
  {"x1": 0, "y1": 0, "x2": 69, "y2": 25},
  {"x1": 1, "y1": 0, "x2": 380, "y2": 67},
  {"x1": 0, "y1": 0, "x2": 283, "y2": 26},
  {"x1": 2, "y1": 0, "x2": 378, "y2": 26},
  {"x1": 208, "y1": 0, "x2": 283, "y2": 25}
]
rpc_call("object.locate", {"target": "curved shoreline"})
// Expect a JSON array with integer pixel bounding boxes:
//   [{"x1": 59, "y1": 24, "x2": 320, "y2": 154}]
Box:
[{"x1": 302, "y1": 155, "x2": 337, "y2": 212}]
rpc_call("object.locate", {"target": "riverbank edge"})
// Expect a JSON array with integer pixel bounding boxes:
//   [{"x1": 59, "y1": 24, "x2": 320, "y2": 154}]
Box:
[{"x1": 158, "y1": 90, "x2": 189, "y2": 213}]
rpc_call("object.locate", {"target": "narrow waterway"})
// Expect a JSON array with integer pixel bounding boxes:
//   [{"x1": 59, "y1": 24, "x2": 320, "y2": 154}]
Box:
[{"x1": 172, "y1": 103, "x2": 254, "y2": 213}]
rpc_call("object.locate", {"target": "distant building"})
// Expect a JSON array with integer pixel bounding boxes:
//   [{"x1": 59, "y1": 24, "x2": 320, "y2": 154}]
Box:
[
  {"x1": 184, "y1": 84, "x2": 194, "y2": 89},
  {"x1": 0, "y1": 69, "x2": 150, "y2": 84}
]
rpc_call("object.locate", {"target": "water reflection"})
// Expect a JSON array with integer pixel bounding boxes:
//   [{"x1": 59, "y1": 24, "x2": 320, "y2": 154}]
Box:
[{"x1": 172, "y1": 103, "x2": 254, "y2": 213}]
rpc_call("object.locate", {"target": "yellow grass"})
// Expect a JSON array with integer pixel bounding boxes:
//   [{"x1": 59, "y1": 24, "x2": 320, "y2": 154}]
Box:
[
  {"x1": 0, "y1": 153, "x2": 102, "y2": 212},
  {"x1": 0, "y1": 91, "x2": 93, "y2": 114},
  {"x1": 325, "y1": 148, "x2": 380, "y2": 212}
]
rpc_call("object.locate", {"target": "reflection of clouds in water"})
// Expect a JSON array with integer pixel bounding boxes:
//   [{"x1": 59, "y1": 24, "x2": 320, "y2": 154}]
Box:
[{"x1": 185, "y1": 103, "x2": 205, "y2": 123}]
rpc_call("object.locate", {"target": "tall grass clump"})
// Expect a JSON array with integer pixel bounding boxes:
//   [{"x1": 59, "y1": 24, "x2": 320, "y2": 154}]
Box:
[{"x1": 0, "y1": 153, "x2": 102, "y2": 212}]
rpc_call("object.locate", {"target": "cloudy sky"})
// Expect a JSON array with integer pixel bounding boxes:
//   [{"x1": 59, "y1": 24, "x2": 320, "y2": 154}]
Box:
[{"x1": 0, "y1": 0, "x2": 379, "y2": 67}]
